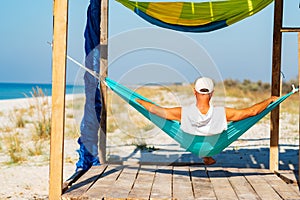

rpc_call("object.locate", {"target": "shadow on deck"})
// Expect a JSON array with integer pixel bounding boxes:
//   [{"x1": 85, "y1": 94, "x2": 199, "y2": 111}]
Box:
[{"x1": 62, "y1": 145, "x2": 299, "y2": 199}]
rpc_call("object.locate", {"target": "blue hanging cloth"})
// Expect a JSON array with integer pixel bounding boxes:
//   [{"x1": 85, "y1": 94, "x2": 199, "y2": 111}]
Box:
[{"x1": 76, "y1": 0, "x2": 101, "y2": 172}]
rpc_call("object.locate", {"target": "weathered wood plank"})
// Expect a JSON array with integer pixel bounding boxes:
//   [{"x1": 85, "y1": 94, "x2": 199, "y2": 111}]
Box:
[
  {"x1": 104, "y1": 166, "x2": 139, "y2": 199},
  {"x1": 263, "y1": 172, "x2": 300, "y2": 200},
  {"x1": 207, "y1": 167, "x2": 238, "y2": 200},
  {"x1": 83, "y1": 165, "x2": 124, "y2": 199},
  {"x1": 281, "y1": 27, "x2": 300, "y2": 32},
  {"x1": 150, "y1": 166, "x2": 173, "y2": 200},
  {"x1": 190, "y1": 166, "x2": 216, "y2": 200},
  {"x1": 62, "y1": 169, "x2": 88, "y2": 194},
  {"x1": 270, "y1": 0, "x2": 283, "y2": 173},
  {"x1": 49, "y1": 0, "x2": 68, "y2": 199},
  {"x1": 62, "y1": 165, "x2": 300, "y2": 200},
  {"x1": 298, "y1": 31, "x2": 300, "y2": 186},
  {"x1": 99, "y1": 0, "x2": 108, "y2": 164},
  {"x1": 291, "y1": 184, "x2": 300, "y2": 195},
  {"x1": 62, "y1": 165, "x2": 107, "y2": 199},
  {"x1": 173, "y1": 166, "x2": 194, "y2": 200},
  {"x1": 239, "y1": 168, "x2": 282, "y2": 200},
  {"x1": 127, "y1": 165, "x2": 156, "y2": 200},
  {"x1": 275, "y1": 170, "x2": 298, "y2": 184},
  {"x1": 225, "y1": 168, "x2": 259, "y2": 200}
]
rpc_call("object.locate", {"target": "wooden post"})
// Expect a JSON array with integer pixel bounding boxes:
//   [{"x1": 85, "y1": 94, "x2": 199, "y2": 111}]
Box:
[
  {"x1": 49, "y1": 0, "x2": 68, "y2": 199},
  {"x1": 99, "y1": 0, "x2": 109, "y2": 163},
  {"x1": 298, "y1": 32, "x2": 300, "y2": 183},
  {"x1": 270, "y1": 0, "x2": 283, "y2": 172}
]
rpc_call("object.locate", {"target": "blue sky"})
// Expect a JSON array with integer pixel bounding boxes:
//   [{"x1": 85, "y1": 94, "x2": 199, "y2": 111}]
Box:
[{"x1": 0, "y1": 0, "x2": 299, "y2": 84}]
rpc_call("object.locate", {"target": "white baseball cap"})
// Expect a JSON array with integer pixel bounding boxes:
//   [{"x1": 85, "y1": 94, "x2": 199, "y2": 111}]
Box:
[{"x1": 194, "y1": 77, "x2": 214, "y2": 94}]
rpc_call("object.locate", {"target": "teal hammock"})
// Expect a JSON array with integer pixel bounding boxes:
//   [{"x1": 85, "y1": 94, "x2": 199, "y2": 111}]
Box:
[{"x1": 105, "y1": 77, "x2": 297, "y2": 157}]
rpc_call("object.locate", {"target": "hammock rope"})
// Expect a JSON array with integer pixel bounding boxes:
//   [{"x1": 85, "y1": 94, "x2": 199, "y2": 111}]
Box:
[{"x1": 67, "y1": 55, "x2": 298, "y2": 157}]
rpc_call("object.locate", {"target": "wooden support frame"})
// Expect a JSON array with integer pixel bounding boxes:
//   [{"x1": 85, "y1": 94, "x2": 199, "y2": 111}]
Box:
[
  {"x1": 271, "y1": 1, "x2": 300, "y2": 178},
  {"x1": 49, "y1": 0, "x2": 300, "y2": 197},
  {"x1": 298, "y1": 32, "x2": 300, "y2": 183},
  {"x1": 270, "y1": 0, "x2": 283, "y2": 172},
  {"x1": 99, "y1": 0, "x2": 109, "y2": 163},
  {"x1": 281, "y1": 27, "x2": 300, "y2": 32},
  {"x1": 49, "y1": 0, "x2": 68, "y2": 199}
]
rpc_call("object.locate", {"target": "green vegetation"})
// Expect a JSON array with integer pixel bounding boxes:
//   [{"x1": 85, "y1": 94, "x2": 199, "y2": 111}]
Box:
[
  {"x1": 0, "y1": 86, "x2": 79, "y2": 165},
  {"x1": 142, "y1": 124, "x2": 155, "y2": 132},
  {"x1": 132, "y1": 142, "x2": 158, "y2": 152},
  {"x1": 222, "y1": 78, "x2": 299, "y2": 112},
  {"x1": 107, "y1": 120, "x2": 118, "y2": 133},
  {"x1": 27, "y1": 140, "x2": 44, "y2": 156},
  {"x1": 223, "y1": 78, "x2": 298, "y2": 96},
  {"x1": 8, "y1": 110, "x2": 26, "y2": 128},
  {"x1": 0, "y1": 126, "x2": 13, "y2": 133},
  {"x1": 65, "y1": 123, "x2": 80, "y2": 139},
  {"x1": 66, "y1": 113, "x2": 74, "y2": 119},
  {"x1": 3, "y1": 132, "x2": 26, "y2": 164}
]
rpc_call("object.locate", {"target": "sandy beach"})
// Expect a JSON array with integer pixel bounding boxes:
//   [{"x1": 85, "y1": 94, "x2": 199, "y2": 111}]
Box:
[
  {"x1": 0, "y1": 95, "x2": 80, "y2": 200},
  {"x1": 0, "y1": 92, "x2": 299, "y2": 199}
]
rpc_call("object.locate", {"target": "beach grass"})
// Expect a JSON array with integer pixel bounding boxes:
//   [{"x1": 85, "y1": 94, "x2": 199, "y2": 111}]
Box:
[
  {"x1": 27, "y1": 140, "x2": 45, "y2": 156},
  {"x1": 9, "y1": 109, "x2": 26, "y2": 128},
  {"x1": 30, "y1": 95, "x2": 51, "y2": 140},
  {"x1": 0, "y1": 87, "x2": 83, "y2": 165},
  {"x1": 3, "y1": 132, "x2": 26, "y2": 164}
]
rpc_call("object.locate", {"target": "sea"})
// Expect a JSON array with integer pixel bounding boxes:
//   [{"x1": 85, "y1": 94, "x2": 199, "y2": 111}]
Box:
[{"x1": 0, "y1": 82, "x2": 85, "y2": 100}]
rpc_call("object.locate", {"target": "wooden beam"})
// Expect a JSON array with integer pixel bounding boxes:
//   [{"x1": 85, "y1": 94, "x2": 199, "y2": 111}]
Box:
[
  {"x1": 298, "y1": 32, "x2": 300, "y2": 183},
  {"x1": 49, "y1": 0, "x2": 68, "y2": 199},
  {"x1": 99, "y1": 0, "x2": 109, "y2": 163},
  {"x1": 281, "y1": 28, "x2": 300, "y2": 32},
  {"x1": 270, "y1": 0, "x2": 283, "y2": 172}
]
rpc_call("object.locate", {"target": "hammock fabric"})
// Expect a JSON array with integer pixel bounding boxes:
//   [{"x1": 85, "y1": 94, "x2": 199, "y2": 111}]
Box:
[
  {"x1": 117, "y1": 0, "x2": 273, "y2": 32},
  {"x1": 105, "y1": 77, "x2": 297, "y2": 157}
]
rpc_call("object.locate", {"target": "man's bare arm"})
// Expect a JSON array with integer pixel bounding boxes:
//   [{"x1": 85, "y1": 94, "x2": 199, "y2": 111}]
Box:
[
  {"x1": 136, "y1": 99, "x2": 182, "y2": 121},
  {"x1": 225, "y1": 96, "x2": 278, "y2": 122}
]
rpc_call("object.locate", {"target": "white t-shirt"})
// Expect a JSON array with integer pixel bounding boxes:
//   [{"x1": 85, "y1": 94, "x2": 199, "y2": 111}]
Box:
[{"x1": 180, "y1": 104, "x2": 227, "y2": 136}]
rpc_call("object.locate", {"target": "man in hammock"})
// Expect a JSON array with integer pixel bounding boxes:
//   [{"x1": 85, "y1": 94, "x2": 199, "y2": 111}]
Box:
[{"x1": 136, "y1": 77, "x2": 278, "y2": 165}]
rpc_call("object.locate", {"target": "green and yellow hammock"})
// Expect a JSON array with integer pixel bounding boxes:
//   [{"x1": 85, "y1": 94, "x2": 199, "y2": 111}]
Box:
[
  {"x1": 105, "y1": 77, "x2": 298, "y2": 157},
  {"x1": 117, "y1": 0, "x2": 274, "y2": 32}
]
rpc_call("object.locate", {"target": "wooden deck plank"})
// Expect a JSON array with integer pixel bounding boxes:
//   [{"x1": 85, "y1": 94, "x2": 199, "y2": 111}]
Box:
[
  {"x1": 173, "y1": 166, "x2": 194, "y2": 200},
  {"x1": 61, "y1": 165, "x2": 107, "y2": 199},
  {"x1": 83, "y1": 165, "x2": 124, "y2": 199},
  {"x1": 127, "y1": 165, "x2": 156, "y2": 200},
  {"x1": 207, "y1": 167, "x2": 239, "y2": 200},
  {"x1": 62, "y1": 169, "x2": 86, "y2": 193},
  {"x1": 104, "y1": 165, "x2": 139, "y2": 199},
  {"x1": 225, "y1": 168, "x2": 259, "y2": 200},
  {"x1": 291, "y1": 184, "x2": 300, "y2": 195},
  {"x1": 263, "y1": 172, "x2": 300, "y2": 200},
  {"x1": 150, "y1": 166, "x2": 173, "y2": 200},
  {"x1": 62, "y1": 165, "x2": 299, "y2": 200},
  {"x1": 275, "y1": 170, "x2": 299, "y2": 184},
  {"x1": 190, "y1": 166, "x2": 216, "y2": 200},
  {"x1": 239, "y1": 168, "x2": 282, "y2": 200}
]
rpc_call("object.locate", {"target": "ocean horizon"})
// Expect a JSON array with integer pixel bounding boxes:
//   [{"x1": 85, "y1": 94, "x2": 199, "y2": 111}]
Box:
[{"x1": 0, "y1": 82, "x2": 84, "y2": 100}]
